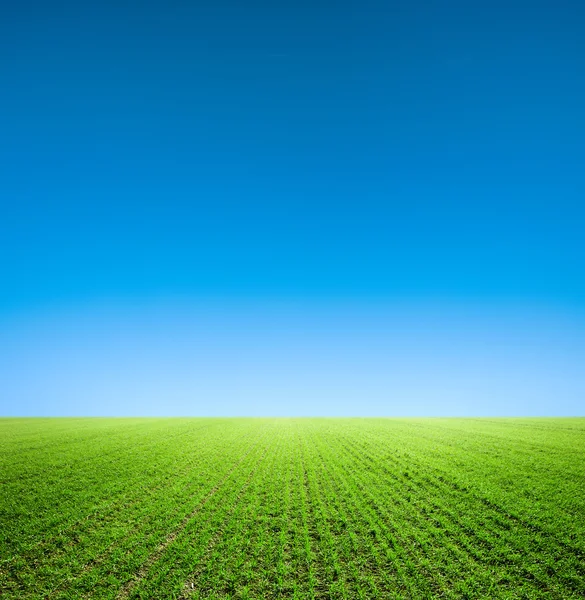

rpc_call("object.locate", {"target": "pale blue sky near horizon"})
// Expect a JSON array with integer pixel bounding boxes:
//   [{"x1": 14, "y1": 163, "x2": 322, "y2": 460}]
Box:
[
  {"x1": 2, "y1": 299, "x2": 584, "y2": 416},
  {"x1": 1, "y1": 0, "x2": 584, "y2": 416}
]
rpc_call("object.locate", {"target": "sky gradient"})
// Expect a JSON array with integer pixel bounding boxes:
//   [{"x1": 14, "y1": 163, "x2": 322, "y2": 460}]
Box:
[{"x1": 1, "y1": 1, "x2": 584, "y2": 415}]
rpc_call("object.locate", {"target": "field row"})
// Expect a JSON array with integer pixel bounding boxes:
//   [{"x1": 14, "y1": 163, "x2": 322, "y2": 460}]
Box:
[{"x1": 1, "y1": 418, "x2": 584, "y2": 598}]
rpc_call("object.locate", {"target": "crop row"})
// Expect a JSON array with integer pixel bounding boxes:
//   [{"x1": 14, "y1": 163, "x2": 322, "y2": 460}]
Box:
[{"x1": 1, "y1": 418, "x2": 583, "y2": 599}]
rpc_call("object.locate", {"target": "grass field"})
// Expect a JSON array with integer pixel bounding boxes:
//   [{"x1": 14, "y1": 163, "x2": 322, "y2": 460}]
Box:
[{"x1": 1, "y1": 418, "x2": 584, "y2": 599}]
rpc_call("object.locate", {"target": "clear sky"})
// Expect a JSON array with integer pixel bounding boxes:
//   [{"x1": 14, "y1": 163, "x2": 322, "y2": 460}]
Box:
[{"x1": 1, "y1": 1, "x2": 584, "y2": 416}]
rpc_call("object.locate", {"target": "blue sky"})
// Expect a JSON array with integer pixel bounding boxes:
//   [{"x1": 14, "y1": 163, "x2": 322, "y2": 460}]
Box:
[
  {"x1": 1, "y1": 300, "x2": 584, "y2": 416},
  {"x1": 1, "y1": 0, "x2": 584, "y2": 415}
]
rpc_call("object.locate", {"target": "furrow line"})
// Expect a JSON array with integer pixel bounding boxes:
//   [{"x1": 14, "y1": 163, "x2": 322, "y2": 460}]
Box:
[
  {"x1": 2, "y1": 426, "x2": 261, "y2": 599},
  {"x1": 345, "y1": 425, "x2": 585, "y2": 584},
  {"x1": 115, "y1": 430, "x2": 268, "y2": 600},
  {"x1": 1, "y1": 421, "x2": 227, "y2": 563},
  {"x1": 178, "y1": 434, "x2": 278, "y2": 599},
  {"x1": 308, "y1": 427, "x2": 430, "y2": 598},
  {"x1": 329, "y1": 424, "x2": 574, "y2": 596}
]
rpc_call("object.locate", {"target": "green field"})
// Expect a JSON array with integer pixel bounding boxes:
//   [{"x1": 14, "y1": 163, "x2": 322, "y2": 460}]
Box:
[{"x1": 1, "y1": 418, "x2": 584, "y2": 599}]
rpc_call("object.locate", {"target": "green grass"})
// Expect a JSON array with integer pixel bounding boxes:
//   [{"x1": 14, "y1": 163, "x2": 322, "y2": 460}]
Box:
[{"x1": 1, "y1": 418, "x2": 584, "y2": 599}]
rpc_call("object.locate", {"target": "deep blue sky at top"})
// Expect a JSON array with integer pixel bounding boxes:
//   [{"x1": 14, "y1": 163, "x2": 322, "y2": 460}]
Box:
[{"x1": 1, "y1": 0, "x2": 584, "y2": 308}]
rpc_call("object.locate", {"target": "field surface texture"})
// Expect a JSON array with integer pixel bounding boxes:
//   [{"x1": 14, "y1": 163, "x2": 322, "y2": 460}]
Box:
[{"x1": 1, "y1": 418, "x2": 584, "y2": 599}]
